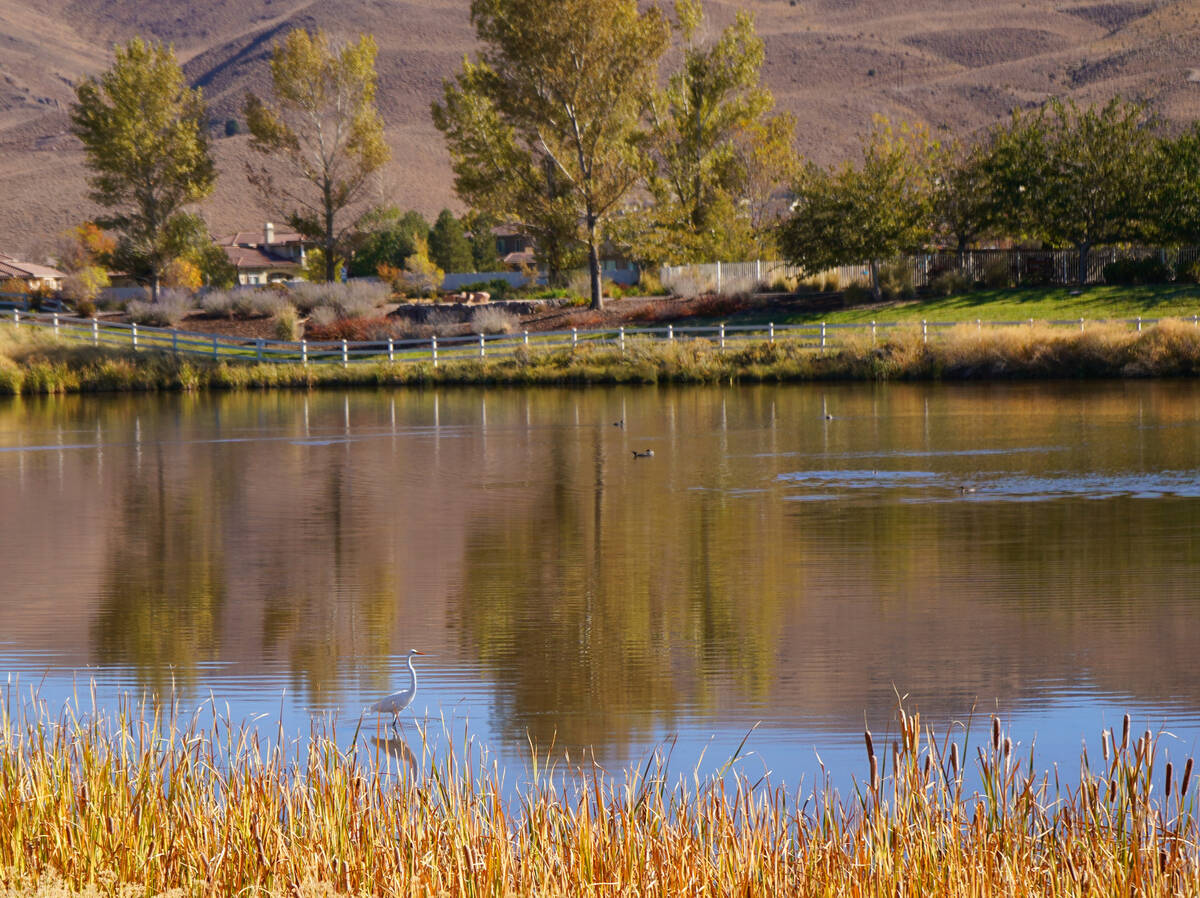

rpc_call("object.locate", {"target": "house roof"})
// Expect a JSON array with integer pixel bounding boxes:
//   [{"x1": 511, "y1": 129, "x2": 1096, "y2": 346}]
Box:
[
  {"x1": 222, "y1": 245, "x2": 301, "y2": 271},
  {"x1": 214, "y1": 229, "x2": 309, "y2": 248},
  {"x1": 502, "y1": 250, "x2": 536, "y2": 266},
  {"x1": 0, "y1": 257, "x2": 67, "y2": 280}
]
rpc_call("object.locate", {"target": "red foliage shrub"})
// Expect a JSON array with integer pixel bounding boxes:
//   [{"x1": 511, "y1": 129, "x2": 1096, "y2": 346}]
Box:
[{"x1": 304, "y1": 316, "x2": 397, "y2": 342}]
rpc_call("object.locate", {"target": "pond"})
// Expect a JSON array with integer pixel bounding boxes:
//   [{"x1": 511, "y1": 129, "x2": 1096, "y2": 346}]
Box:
[{"x1": 2, "y1": 382, "x2": 1199, "y2": 787}]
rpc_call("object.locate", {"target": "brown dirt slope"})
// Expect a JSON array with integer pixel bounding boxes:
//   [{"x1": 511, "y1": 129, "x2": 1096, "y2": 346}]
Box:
[{"x1": 0, "y1": 0, "x2": 1198, "y2": 256}]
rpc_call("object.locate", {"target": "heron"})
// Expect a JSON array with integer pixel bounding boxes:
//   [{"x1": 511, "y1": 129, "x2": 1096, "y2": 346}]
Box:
[{"x1": 369, "y1": 649, "x2": 426, "y2": 729}]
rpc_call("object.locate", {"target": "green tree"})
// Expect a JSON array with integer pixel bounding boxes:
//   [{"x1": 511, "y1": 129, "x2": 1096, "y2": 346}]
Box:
[
  {"x1": 629, "y1": 0, "x2": 798, "y2": 265},
  {"x1": 432, "y1": 0, "x2": 670, "y2": 309},
  {"x1": 429, "y1": 209, "x2": 476, "y2": 273},
  {"x1": 779, "y1": 118, "x2": 936, "y2": 299},
  {"x1": 244, "y1": 29, "x2": 391, "y2": 282},
  {"x1": 1151, "y1": 124, "x2": 1200, "y2": 245},
  {"x1": 996, "y1": 98, "x2": 1158, "y2": 285},
  {"x1": 70, "y1": 38, "x2": 216, "y2": 300},
  {"x1": 463, "y1": 211, "x2": 501, "y2": 271},
  {"x1": 932, "y1": 137, "x2": 1003, "y2": 257},
  {"x1": 348, "y1": 207, "x2": 429, "y2": 277}
]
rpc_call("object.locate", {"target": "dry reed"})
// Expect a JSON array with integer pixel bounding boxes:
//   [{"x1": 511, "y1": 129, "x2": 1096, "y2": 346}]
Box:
[{"x1": 1, "y1": 689, "x2": 1198, "y2": 896}]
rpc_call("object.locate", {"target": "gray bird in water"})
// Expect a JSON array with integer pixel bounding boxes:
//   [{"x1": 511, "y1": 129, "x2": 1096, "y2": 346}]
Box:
[{"x1": 632, "y1": 449, "x2": 654, "y2": 458}]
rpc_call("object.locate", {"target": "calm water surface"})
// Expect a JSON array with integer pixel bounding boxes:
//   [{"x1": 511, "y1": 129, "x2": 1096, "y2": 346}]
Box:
[{"x1": 2, "y1": 382, "x2": 1200, "y2": 786}]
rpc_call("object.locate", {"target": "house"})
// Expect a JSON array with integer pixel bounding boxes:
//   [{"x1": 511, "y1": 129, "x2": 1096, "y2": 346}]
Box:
[
  {"x1": 0, "y1": 252, "x2": 67, "y2": 292},
  {"x1": 489, "y1": 225, "x2": 637, "y2": 281},
  {"x1": 214, "y1": 223, "x2": 310, "y2": 285}
]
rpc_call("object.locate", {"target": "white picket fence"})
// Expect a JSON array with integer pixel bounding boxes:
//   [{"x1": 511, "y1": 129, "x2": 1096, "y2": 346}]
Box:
[
  {"x1": 4, "y1": 308, "x2": 1196, "y2": 367},
  {"x1": 661, "y1": 248, "x2": 1200, "y2": 296}
]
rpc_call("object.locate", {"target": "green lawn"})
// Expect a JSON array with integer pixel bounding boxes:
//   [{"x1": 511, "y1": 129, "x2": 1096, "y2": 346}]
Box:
[{"x1": 725, "y1": 284, "x2": 1200, "y2": 326}]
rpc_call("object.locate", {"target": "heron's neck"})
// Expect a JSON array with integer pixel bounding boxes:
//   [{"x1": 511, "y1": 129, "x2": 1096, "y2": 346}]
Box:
[{"x1": 407, "y1": 654, "x2": 418, "y2": 689}]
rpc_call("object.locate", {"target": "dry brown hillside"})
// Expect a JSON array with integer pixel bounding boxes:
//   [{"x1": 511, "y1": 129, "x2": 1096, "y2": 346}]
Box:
[{"x1": 1, "y1": 0, "x2": 1199, "y2": 257}]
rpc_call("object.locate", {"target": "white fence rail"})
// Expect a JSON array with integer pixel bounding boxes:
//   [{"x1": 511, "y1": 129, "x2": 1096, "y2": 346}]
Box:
[
  {"x1": 662, "y1": 248, "x2": 1200, "y2": 296},
  {"x1": 3, "y1": 308, "x2": 1197, "y2": 368}
]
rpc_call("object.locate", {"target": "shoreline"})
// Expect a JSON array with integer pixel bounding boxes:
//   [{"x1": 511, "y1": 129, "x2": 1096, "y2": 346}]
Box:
[{"x1": 3, "y1": 318, "x2": 1200, "y2": 394}]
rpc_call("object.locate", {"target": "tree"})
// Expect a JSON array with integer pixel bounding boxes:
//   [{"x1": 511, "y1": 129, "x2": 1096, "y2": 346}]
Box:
[
  {"x1": 779, "y1": 118, "x2": 936, "y2": 299},
  {"x1": 932, "y1": 138, "x2": 1003, "y2": 257},
  {"x1": 244, "y1": 29, "x2": 391, "y2": 282},
  {"x1": 432, "y1": 0, "x2": 670, "y2": 309},
  {"x1": 997, "y1": 98, "x2": 1159, "y2": 285},
  {"x1": 70, "y1": 38, "x2": 216, "y2": 300},
  {"x1": 463, "y1": 211, "x2": 501, "y2": 272},
  {"x1": 429, "y1": 209, "x2": 475, "y2": 273},
  {"x1": 629, "y1": 0, "x2": 798, "y2": 265},
  {"x1": 348, "y1": 207, "x2": 429, "y2": 277},
  {"x1": 1150, "y1": 124, "x2": 1200, "y2": 245}
]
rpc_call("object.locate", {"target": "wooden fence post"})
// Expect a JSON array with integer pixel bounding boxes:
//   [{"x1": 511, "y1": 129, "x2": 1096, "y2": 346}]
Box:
[
  {"x1": 341, "y1": 339, "x2": 348, "y2": 368},
  {"x1": 431, "y1": 334, "x2": 438, "y2": 367},
  {"x1": 131, "y1": 323, "x2": 138, "y2": 352},
  {"x1": 572, "y1": 327, "x2": 578, "y2": 347},
  {"x1": 301, "y1": 340, "x2": 308, "y2": 366},
  {"x1": 619, "y1": 326, "x2": 625, "y2": 351},
  {"x1": 769, "y1": 322, "x2": 774, "y2": 343},
  {"x1": 523, "y1": 329, "x2": 529, "y2": 347},
  {"x1": 387, "y1": 338, "x2": 394, "y2": 363},
  {"x1": 52, "y1": 313, "x2": 59, "y2": 337},
  {"x1": 668, "y1": 324, "x2": 674, "y2": 342},
  {"x1": 479, "y1": 334, "x2": 485, "y2": 358},
  {"x1": 871, "y1": 320, "x2": 876, "y2": 344},
  {"x1": 92, "y1": 319, "x2": 99, "y2": 346},
  {"x1": 820, "y1": 322, "x2": 826, "y2": 353},
  {"x1": 719, "y1": 323, "x2": 725, "y2": 349}
]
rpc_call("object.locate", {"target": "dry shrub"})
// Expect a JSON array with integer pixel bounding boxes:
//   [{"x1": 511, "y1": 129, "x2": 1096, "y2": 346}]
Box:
[
  {"x1": 127, "y1": 290, "x2": 192, "y2": 327},
  {"x1": 1125, "y1": 317, "x2": 1200, "y2": 375},
  {"x1": 689, "y1": 293, "x2": 751, "y2": 318},
  {"x1": 290, "y1": 281, "x2": 392, "y2": 317},
  {"x1": 303, "y1": 316, "x2": 397, "y2": 341},
  {"x1": 470, "y1": 306, "x2": 519, "y2": 335}
]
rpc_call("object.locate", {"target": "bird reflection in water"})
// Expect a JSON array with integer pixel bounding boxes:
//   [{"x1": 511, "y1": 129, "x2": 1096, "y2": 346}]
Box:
[{"x1": 369, "y1": 733, "x2": 417, "y2": 770}]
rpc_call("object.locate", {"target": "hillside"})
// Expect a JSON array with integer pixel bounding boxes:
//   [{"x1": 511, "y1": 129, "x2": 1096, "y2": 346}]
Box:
[{"x1": 1, "y1": 0, "x2": 1199, "y2": 256}]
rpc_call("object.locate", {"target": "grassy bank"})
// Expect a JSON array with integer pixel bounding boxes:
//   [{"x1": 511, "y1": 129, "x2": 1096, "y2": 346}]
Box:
[
  {"x1": 1, "y1": 694, "x2": 1196, "y2": 896},
  {"x1": 5, "y1": 318, "x2": 1200, "y2": 394}
]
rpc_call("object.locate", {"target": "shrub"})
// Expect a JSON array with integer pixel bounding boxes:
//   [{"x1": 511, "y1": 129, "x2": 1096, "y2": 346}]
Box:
[
  {"x1": 74, "y1": 299, "x2": 97, "y2": 318},
  {"x1": 841, "y1": 284, "x2": 873, "y2": 306},
  {"x1": 199, "y1": 290, "x2": 236, "y2": 318},
  {"x1": 304, "y1": 315, "x2": 397, "y2": 341},
  {"x1": 470, "y1": 306, "x2": 520, "y2": 335},
  {"x1": 981, "y1": 257, "x2": 1012, "y2": 289},
  {"x1": 1180, "y1": 258, "x2": 1200, "y2": 284},
  {"x1": 127, "y1": 289, "x2": 192, "y2": 327},
  {"x1": 929, "y1": 269, "x2": 972, "y2": 297},
  {"x1": 274, "y1": 305, "x2": 301, "y2": 341},
  {"x1": 233, "y1": 289, "x2": 290, "y2": 318},
  {"x1": 1103, "y1": 256, "x2": 1173, "y2": 285},
  {"x1": 638, "y1": 270, "x2": 669, "y2": 295},
  {"x1": 877, "y1": 261, "x2": 915, "y2": 300},
  {"x1": 290, "y1": 281, "x2": 392, "y2": 317},
  {"x1": 821, "y1": 272, "x2": 842, "y2": 292}
]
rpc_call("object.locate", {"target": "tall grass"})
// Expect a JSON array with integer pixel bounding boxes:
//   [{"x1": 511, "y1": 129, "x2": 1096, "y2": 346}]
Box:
[
  {"x1": 4, "y1": 319, "x2": 1200, "y2": 394},
  {"x1": 1, "y1": 691, "x2": 1197, "y2": 896}
]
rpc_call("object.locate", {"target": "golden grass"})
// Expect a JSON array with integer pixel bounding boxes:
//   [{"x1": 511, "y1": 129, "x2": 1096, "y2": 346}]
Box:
[
  {"x1": 1, "y1": 691, "x2": 1198, "y2": 897},
  {"x1": 3, "y1": 319, "x2": 1200, "y2": 393}
]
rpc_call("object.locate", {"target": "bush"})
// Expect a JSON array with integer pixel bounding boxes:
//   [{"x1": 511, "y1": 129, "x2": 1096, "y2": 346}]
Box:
[
  {"x1": 929, "y1": 269, "x2": 972, "y2": 297},
  {"x1": 1102, "y1": 256, "x2": 1173, "y2": 285},
  {"x1": 127, "y1": 290, "x2": 192, "y2": 327},
  {"x1": 638, "y1": 270, "x2": 669, "y2": 296},
  {"x1": 74, "y1": 299, "x2": 97, "y2": 318},
  {"x1": 981, "y1": 258, "x2": 1012, "y2": 288},
  {"x1": 232, "y1": 289, "x2": 290, "y2": 318},
  {"x1": 274, "y1": 305, "x2": 301, "y2": 341},
  {"x1": 457, "y1": 279, "x2": 513, "y2": 300},
  {"x1": 1180, "y1": 258, "x2": 1200, "y2": 285},
  {"x1": 199, "y1": 290, "x2": 236, "y2": 318},
  {"x1": 841, "y1": 284, "x2": 873, "y2": 306},
  {"x1": 877, "y1": 262, "x2": 915, "y2": 300},
  {"x1": 290, "y1": 281, "x2": 392, "y2": 317},
  {"x1": 470, "y1": 306, "x2": 520, "y2": 335}
]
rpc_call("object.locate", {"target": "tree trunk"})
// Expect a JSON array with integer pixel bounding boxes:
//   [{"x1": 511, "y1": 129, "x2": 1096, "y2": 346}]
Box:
[
  {"x1": 587, "y1": 213, "x2": 603, "y2": 311},
  {"x1": 151, "y1": 273, "x2": 160, "y2": 303},
  {"x1": 1076, "y1": 241, "x2": 1090, "y2": 287},
  {"x1": 324, "y1": 184, "x2": 337, "y2": 283},
  {"x1": 869, "y1": 259, "x2": 881, "y2": 302}
]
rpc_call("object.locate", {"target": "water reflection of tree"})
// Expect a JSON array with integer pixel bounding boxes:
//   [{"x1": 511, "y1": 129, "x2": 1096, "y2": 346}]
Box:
[
  {"x1": 92, "y1": 438, "x2": 226, "y2": 690},
  {"x1": 456, "y1": 400, "x2": 789, "y2": 756}
]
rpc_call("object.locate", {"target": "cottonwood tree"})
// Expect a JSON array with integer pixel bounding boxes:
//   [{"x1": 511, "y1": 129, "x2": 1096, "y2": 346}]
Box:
[
  {"x1": 779, "y1": 118, "x2": 936, "y2": 299},
  {"x1": 432, "y1": 0, "x2": 670, "y2": 309},
  {"x1": 932, "y1": 138, "x2": 1004, "y2": 257},
  {"x1": 996, "y1": 98, "x2": 1158, "y2": 285},
  {"x1": 244, "y1": 29, "x2": 390, "y2": 283},
  {"x1": 629, "y1": 0, "x2": 798, "y2": 265},
  {"x1": 70, "y1": 39, "x2": 216, "y2": 300},
  {"x1": 1150, "y1": 124, "x2": 1200, "y2": 246}
]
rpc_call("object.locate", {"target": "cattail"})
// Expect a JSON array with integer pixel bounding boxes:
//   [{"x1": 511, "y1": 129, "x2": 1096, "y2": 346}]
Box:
[
  {"x1": 864, "y1": 729, "x2": 875, "y2": 764},
  {"x1": 1165, "y1": 762, "x2": 1174, "y2": 797},
  {"x1": 1003, "y1": 737, "x2": 1012, "y2": 764},
  {"x1": 1182, "y1": 757, "x2": 1193, "y2": 796},
  {"x1": 1121, "y1": 714, "x2": 1130, "y2": 754},
  {"x1": 893, "y1": 740, "x2": 900, "y2": 777},
  {"x1": 1108, "y1": 778, "x2": 1117, "y2": 802},
  {"x1": 923, "y1": 753, "x2": 932, "y2": 778},
  {"x1": 950, "y1": 742, "x2": 960, "y2": 780},
  {"x1": 992, "y1": 717, "x2": 1001, "y2": 753},
  {"x1": 869, "y1": 752, "x2": 879, "y2": 791},
  {"x1": 1101, "y1": 729, "x2": 1110, "y2": 764}
]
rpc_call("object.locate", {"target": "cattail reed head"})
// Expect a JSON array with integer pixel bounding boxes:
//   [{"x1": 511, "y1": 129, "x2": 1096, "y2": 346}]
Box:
[
  {"x1": 1121, "y1": 714, "x2": 1130, "y2": 753},
  {"x1": 1108, "y1": 778, "x2": 1117, "y2": 802},
  {"x1": 1165, "y1": 762, "x2": 1173, "y2": 797},
  {"x1": 923, "y1": 753, "x2": 931, "y2": 778},
  {"x1": 1102, "y1": 729, "x2": 1110, "y2": 764},
  {"x1": 992, "y1": 717, "x2": 1001, "y2": 753},
  {"x1": 1182, "y1": 757, "x2": 1194, "y2": 797},
  {"x1": 864, "y1": 729, "x2": 874, "y2": 762},
  {"x1": 869, "y1": 752, "x2": 879, "y2": 791},
  {"x1": 1003, "y1": 737, "x2": 1012, "y2": 763},
  {"x1": 950, "y1": 742, "x2": 960, "y2": 779}
]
